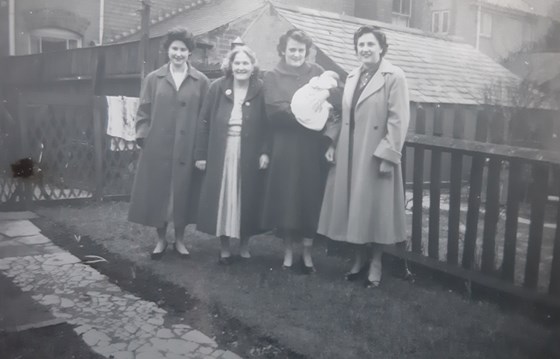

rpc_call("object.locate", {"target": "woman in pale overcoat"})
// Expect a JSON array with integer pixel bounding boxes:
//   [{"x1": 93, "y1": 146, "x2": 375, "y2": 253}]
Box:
[
  {"x1": 318, "y1": 26, "x2": 410, "y2": 287},
  {"x1": 128, "y1": 28, "x2": 210, "y2": 259},
  {"x1": 195, "y1": 46, "x2": 269, "y2": 264}
]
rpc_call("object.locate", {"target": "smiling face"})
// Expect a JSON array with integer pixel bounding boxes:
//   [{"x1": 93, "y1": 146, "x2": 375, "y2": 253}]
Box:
[
  {"x1": 355, "y1": 32, "x2": 382, "y2": 67},
  {"x1": 231, "y1": 51, "x2": 254, "y2": 82},
  {"x1": 167, "y1": 40, "x2": 190, "y2": 67},
  {"x1": 283, "y1": 37, "x2": 307, "y2": 68}
]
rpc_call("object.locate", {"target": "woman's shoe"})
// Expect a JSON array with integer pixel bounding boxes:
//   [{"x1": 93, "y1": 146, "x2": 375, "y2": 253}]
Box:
[
  {"x1": 301, "y1": 264, "x2": 316, "y2": 275},
  {"x1": 173, "y1": 242, "x2": 190, "y2": 259},
  {"x1": 218, "y1": 256, "x2": 233, "y2": 265},
  {"x1": 150, "y1": 242, "x2": 168, "y2": 260},
  {"x1": 345, "y1": 264, "x2": 369, "y2": 282},
  {"x1": 364, "y1": 279, "x2": 381, "y2": 289}
]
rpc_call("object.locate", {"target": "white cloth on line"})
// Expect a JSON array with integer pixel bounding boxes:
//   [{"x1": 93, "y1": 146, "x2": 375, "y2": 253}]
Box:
[{"x1": 106, "y1": 96, "x2": 139, "y2": 141}]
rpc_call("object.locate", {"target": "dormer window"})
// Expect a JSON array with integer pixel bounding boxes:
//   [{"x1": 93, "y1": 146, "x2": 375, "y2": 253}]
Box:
[{"x1": 29, "y1": 28, "x2": 82, "y2": 54}]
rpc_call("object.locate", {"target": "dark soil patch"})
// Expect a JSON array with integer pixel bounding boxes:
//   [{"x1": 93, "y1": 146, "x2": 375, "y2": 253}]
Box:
[
  {"x1": 0, "y1": 323, "x2": 105, "y2": 359},
  {"x1": 32, "y1": 216, "x2": 305, "y2": 359}
]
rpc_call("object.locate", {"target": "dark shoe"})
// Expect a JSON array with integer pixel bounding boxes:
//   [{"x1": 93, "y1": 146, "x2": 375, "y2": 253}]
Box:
[
  {"x1": 364, "y1": 279, "x2": 381, "y2": 289},
  {"x1": 281, "y1": 264, "x2": 292, "y2": 270},
  {"x1": 218, "y1": 256, "x2": 233, "y2": 265},
  {"x1": 173, "y1": 242, "x2": 190, "y2": 259},
  {"x1": 301, "y1": 264, "x2": 316, "y2": 275},
  {"x1": 345, "y1": 264, "x2": 369, "y2": 282},
  {"x1": 150, "y1": 242, "x2": 168, "y2": 260}
]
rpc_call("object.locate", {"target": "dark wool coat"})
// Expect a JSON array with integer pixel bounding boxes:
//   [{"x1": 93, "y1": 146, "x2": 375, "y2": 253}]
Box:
[
  {"x1": 260, "y1": 60, "x2": 339, "y2": 237},
  {"x1": 318, "y1": 59, "x2": 410, "y2": 245},
  {"x1": 194, "y1": 76, "x2": 270, "y2": 238},
  {"x1": 128, "y1": 63, "x2": 210, "y2": 228}
]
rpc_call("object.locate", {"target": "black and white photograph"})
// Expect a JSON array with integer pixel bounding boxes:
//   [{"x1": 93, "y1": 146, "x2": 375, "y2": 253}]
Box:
[{"x1": 1, "y1": 0, "x2": 560, "y2": 358}]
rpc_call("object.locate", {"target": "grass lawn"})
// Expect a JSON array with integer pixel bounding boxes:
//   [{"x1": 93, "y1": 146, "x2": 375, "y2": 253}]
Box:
[{"x1": 35, "y1": 201, "x2": 560, "y2": 359}]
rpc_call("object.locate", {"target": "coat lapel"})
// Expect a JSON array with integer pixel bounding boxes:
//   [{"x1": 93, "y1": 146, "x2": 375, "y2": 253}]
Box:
[{"x1": 356, "y1": 59, "x2": 392, "y2": 108}]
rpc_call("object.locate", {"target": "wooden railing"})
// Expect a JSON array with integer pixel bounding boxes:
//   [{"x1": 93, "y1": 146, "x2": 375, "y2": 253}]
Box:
[{"x1": 396, "y1": 131, "x2": 560, "y2": 307}]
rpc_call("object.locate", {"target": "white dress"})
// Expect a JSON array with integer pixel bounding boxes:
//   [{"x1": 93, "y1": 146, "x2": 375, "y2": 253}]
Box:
[{"x1": 215, "y1": 98, "x2": 244, "y2": 238}]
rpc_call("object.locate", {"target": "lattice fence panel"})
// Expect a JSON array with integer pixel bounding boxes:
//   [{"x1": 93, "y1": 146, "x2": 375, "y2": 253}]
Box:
[
  {"x1": 24, "y1": 103, "x2": 95, "y2": 201},
  {"x1": 102, "y1": 137, "x2": 140, "y2": 197}
]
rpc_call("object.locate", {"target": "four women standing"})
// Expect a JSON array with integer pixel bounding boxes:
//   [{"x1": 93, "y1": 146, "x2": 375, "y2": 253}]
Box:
[{"x1": 129, "y1": 26, "x2": 410, "y2": 287}]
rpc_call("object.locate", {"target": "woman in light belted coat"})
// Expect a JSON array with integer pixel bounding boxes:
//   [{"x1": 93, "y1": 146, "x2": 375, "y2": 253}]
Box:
[
  {"x1": 318, "y1": 26, "x2": 410, "y2": 288},
  {"x1": 128, "y1": 28, "x2": 210, "y2": 259}
]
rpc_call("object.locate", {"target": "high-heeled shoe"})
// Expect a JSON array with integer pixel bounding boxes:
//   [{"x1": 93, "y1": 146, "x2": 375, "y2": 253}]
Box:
[
  {"x1": 173, "y1": 242, "x2": 190, "y2": 259},
  {"x1": 300, "y1": 256, "x2": 316, "y2": 275},
  {"x1": 150, "y1": 242, "x2": 168, "y2": 260},
  {"x1": 218, "y1": 255, "x2": 233, "y2": 265},
  {"x1": 364, "y1": 279, "x2": 381, "y2": 289},
  {"x1": 345, "y1": 264, "x2": 369, "y2": 282}
]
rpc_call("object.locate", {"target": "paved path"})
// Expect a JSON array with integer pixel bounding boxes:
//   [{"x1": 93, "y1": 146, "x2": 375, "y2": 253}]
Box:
[{"x1": 0, "y1": 212, "x2": 242, "y2": 359}]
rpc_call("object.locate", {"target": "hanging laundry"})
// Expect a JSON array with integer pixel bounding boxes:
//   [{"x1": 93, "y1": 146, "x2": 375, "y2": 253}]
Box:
[
  {"x1": 106, "y1": 96, "x2": 140, "y2": 151},
  {"x1": 106, "y1": 96, "x2": 139, "y2": 141}
]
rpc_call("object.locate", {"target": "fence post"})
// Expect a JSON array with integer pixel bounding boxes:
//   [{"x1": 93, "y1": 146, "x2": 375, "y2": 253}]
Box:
[
  {"x1": 16, "y1": 91, "x2": 33, "y2": 209},
  {"x1": 92, "y1": 97, "x2": 104, "y2": 200}
]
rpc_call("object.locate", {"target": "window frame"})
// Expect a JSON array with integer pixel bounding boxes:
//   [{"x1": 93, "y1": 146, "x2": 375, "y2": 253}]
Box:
[
  {"x1": 431, "y1": 10, "x2": 450, "y2": 34},
  {"x1": 479, "y1": 11, "x2": 493, "y2": 38},
  {"x1": 392, "y1": 0, "x2": 413, "y2": 27},
  {"x1": 28, "y1": 28, "x2": 82, "y2": 54}
]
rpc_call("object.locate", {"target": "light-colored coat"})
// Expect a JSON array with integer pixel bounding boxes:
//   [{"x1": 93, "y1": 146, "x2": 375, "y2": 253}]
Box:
[
  {"x1": 128, "y1": 63, "x2": 210, "y2": 229},
  {"x1": 318, "y1": 59, "x2": 410, "y2": 245}
]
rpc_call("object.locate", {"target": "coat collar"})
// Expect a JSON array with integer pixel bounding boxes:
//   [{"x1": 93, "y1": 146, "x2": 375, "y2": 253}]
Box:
[
  {"x1": 345, "y1": 59, "x2": 397, "y2": 108},
  {"x1": 218, "y1": 75, "x2": 262, "y2": 103},
  {"x1": 155, "y1": 62, "x2": 201, "y2": 89}
]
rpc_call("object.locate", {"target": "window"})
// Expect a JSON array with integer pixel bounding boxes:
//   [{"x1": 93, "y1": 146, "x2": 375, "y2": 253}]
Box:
[
  {"x1": 432, "y1": 10, "x2": 449, "y2": 34},
  {"x1": 29, "y1": 28, "x2": 82, "y2": 54},
  {"x1": 480, "y1": 12, "x2": 492, "y2": 37},
  {"x1": 392, "y1": 0, "x2": 412, "y2": 27}
]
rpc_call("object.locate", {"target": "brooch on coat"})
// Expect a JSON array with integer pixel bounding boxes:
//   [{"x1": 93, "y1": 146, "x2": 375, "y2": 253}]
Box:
[{"x1": 225, "y1": 89, "x2": 232, "y2": 96}]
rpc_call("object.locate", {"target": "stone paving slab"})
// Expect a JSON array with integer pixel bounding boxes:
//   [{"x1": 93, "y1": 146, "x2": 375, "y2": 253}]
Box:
[
  {"x1": 0, "y1": 220, "x2": 41, "y2": 238},
  {"x1": 0, "y1": 211, "x2": 39, "y2": 221},
  {"x1": 0, "y1": 217, "x2": 243, "y2": 359}
]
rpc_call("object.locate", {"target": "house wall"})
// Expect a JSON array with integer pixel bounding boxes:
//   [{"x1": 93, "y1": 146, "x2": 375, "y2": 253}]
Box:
[
  {"x1": 13, "y1": 0, "x2": 99, "y2": 55},
  {"x1": 0, "y1": 1, "x2": 9, "y2": 57},
  {"x1": 425, "y1": 0, "x2": 554, "y2": 61}
]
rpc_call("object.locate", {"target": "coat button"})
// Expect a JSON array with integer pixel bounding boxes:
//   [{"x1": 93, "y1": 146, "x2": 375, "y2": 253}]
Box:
[
  {"x1": 179, "y1": 161, "x2": 186, "y2": 165},
  {"x1": 180, "y1": 101, "x2": 186, "y2": 107},
  {"x1": 374, "y1": 126, "x2": 379, "y2": 130},
  {"x1": 245, "y1": 102, "x2": 250, "y2": 106},
  {"x1": 180, "y1": 130, "x2": 186, "y2": 135}
]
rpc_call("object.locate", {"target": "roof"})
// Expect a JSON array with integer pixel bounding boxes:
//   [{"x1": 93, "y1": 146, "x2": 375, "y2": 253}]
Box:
[
  {"x1": 105, "y1": 0, "x2": 214, "y2": 43},
  {"x1": 273, "y1": 3, "x2": 549, "y2": 107},
  {"x1": 118, "y1": 0, "x2": 267, "y2": 42},
  {"x1": 481, "y1": 0, "x2": 560, "y2": 20}
]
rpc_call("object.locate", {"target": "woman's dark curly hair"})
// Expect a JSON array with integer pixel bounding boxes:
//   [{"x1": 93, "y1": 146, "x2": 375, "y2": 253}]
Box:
[
  {"x1": 276, "y1": 29, "x2": 313, "y2": 58},
  {"x1": 163, "y1": 27, "x2": 195, "y2": 52},
  {"x1": 353, "y1": 26, "x2": 389, "y2": 58}
]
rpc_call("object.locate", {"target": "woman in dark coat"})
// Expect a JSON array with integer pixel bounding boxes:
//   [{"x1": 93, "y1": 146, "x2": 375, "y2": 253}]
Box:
[
  {"x1": 195, "y1": 46, "x2": 269, "y2": 263},
  {"x1": 261, "y1": 29, "x2": 339, "y2": 272},
  {"x1": 128, "y1": 27, "x2": 210, "y2": 259}
]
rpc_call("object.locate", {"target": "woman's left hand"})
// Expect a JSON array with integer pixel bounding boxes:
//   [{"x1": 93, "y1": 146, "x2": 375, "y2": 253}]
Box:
[
  {"x1": 379, "y1": 160, "x2": 393, "y2": 175},
  {"x1": 325, "y1": 145, "x2": 335, "y2": 164},
  {"x1": 259, "y1": 154, "x2": 269, "y2": 169}
]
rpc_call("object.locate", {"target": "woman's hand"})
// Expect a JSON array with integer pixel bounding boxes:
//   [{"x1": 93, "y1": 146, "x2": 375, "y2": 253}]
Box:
[
  {"x1": 379, "y1": 160, "x2": 393, "y2": 175},
  {"x1": 325, "y1": 145, "x2": 335, "y2": 164},
  {"x1": 195, "y1": 160, "x2": 206, "y2": 171},
  {"x1": 259, "y1": 154, "x2": 269, "y2": 170}
]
